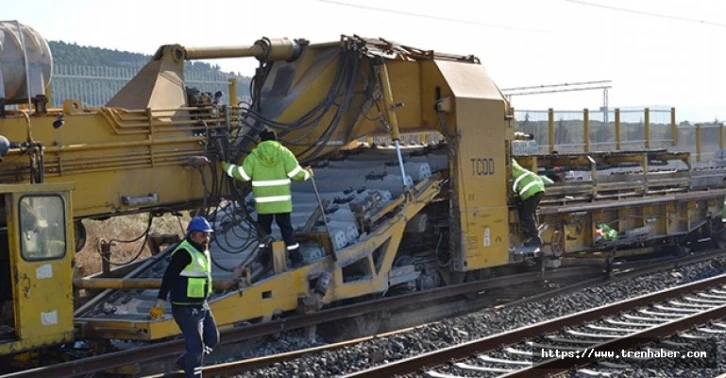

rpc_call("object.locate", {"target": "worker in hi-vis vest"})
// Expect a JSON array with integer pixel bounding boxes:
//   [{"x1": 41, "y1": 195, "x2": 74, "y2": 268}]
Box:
[
  {"x1": 150, "y1": 216, "x2": 219, "y2": 377},
  {"x1": 222, "y1": 129, "x2": 313, "y2": 267},
  {"x1": 511, "y1": 158, "x2": 553, "y2": 248}
]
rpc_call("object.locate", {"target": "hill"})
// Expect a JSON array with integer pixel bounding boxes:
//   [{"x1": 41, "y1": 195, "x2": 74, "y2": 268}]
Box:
[
  {"x1": 49, "y1": 40, "x2": 247, "y2": 75},
  {"x1": 48, "y1": 40, "x2": 252, "y2": 106}
]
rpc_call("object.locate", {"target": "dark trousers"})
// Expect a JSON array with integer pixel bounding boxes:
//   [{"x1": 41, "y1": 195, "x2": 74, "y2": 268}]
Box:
[
  {"x1": 519, "y1": 191, "x2": 544, "y2": 245},
  {"x1": 257, "y1": 213, "x2": 301, "y2": 263},
  {"x1": 172, "y1": 304, "x2": 219, "y2": 377}
]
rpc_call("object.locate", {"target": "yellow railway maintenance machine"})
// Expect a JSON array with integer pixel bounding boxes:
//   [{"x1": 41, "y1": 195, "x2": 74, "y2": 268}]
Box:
[{"x1": 0, "y1": 20, "x2": 723, "y2": 369}]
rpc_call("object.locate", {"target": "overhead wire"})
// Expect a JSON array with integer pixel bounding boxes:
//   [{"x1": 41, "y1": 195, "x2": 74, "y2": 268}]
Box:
[
  {"x1": 564, "y1": 0, "x2": 726, "y2": 28},
  {"x1": 317, "y1": 0, "x2": 550, "y2": 33}
]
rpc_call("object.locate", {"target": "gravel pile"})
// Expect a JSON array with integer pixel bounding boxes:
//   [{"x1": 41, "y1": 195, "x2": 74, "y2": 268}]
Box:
[{"x1": 228, "y1": 257, "x2": 726, "y2": 378}]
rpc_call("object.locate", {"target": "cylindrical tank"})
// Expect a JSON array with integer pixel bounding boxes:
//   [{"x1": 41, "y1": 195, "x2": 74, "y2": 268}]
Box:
[{"x1": 0, "y1": 21, "x2": 52, "y2": 102}]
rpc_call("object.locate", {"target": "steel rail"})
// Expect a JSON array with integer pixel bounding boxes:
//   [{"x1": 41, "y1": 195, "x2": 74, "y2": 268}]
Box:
[
  {"x1": 0, "y1": 266, "x2": 599, "y2": 378},
  {"x1": 6, "y1": 246, "x2": 725, "y2": 378},
  {"x1": 149, "y1": 273, "x2": 608, "y2": 378},
  {"x1": 339, "y1": 272, "x2": 726, "y2": 377},
  {"x1": 499, "y1": 301, "x2": 726, "y2": 377},
  {"x1": 146, "y1": 327, "x2": 424, "y2": 378},
  {"x1": 149, "y1": 247, "x2": 726, "y2": 377}
]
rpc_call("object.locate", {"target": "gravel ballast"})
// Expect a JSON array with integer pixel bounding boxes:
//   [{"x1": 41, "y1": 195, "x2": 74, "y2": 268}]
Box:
[
  {"x1": 559, "y1": 334, "x2": 726, "y2": 378},
  {"x1": 227, "y1": 257, "x2": 726, "y2": 378},
  {"x1": 427, "y1": 334, "x2": 725, "y2": 378}
]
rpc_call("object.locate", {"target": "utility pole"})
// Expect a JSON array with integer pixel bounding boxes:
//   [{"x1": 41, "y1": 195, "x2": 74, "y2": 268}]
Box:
[
  {"x1": 602, "y1": 87, "x2": 609, "y2": 125},
  {"x1": 502, "y1": 80, "x2": 612, "y2": 122}
]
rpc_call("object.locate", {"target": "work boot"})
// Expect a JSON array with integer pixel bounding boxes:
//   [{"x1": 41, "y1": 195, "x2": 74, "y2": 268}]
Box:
[
  {"x1": 288, "y1": 247, "x2": 304, "y2": 268},
  {"x1": 523, "y1": 237, "x2": 542, "y2": 248}
]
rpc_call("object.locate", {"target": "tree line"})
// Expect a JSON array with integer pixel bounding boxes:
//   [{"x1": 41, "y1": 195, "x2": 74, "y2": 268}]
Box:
[
  {"x1": 48, "y1": 40, "x2": 252, "y2": 105},
  {"x1": 49, "y1": 40, "x2": 251, "y2": 76}
]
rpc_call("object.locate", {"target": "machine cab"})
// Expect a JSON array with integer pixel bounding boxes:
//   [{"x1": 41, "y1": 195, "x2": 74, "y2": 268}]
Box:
[{"x1": 0, "y1": 183, "x2": 75, "y2": 358}]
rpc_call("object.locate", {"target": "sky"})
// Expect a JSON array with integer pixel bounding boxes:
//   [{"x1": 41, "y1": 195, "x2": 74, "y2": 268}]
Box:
[{"x1": 5, "y1": 0, "x2": 725, "y2": 122}]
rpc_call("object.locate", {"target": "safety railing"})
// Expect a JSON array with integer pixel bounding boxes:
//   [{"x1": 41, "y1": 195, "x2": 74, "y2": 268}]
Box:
[
  {"x1": 515, "y1": 107, "x2": 726, "y2": 163},
  {"x1": 48, "y1": 64, "x2": 252, "y2": 108}
]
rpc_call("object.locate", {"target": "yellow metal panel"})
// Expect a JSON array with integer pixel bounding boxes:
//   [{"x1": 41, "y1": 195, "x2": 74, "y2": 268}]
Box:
[
  {"x1": 434, "y1": 61, "x2": 503, "y2": 100},
  {"x1": 0, "y1": 332, "x2": 74, "y2": 355},
  {"x1": 459, "y1": 206, "x2": 510, "y2": 268},
  {"x1": 0, "y1": 182, "x2": 74, "y2": 193},
  {"x1": 432, "y1": 59, "x2": 510, "y2": 271},
  {"x1": 418, "y1": 61, "x2": 452, "y2": 135},
  {"x1": 7, "y1": 187, "x2": 75, "y2": 349},
  {"x1": 0, "y1": 112, "x2": 213, "y2": 218},
  {"x1": 386, "y1": 61, "x2": 422, "y2": 129}
]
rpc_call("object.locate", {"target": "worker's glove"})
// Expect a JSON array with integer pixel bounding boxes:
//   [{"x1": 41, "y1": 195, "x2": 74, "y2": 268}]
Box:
[
  {"x1": 305, "y1": 167, "x2": 314, "y2": 178},
  {"x1": 149, "y1": 299, "x2": 166, "y2": 319},
  {"x1": 221, "y1": 161, "x2": 234, "y2": 177}
]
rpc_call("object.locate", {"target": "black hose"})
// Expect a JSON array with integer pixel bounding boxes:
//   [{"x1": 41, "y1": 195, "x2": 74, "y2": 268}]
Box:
[
  {"x1": 207, "y1": 40, "x2": 368, "y2": 265},
  {"x1": 96, "y1": 212, "x2": 155, "y2": 266}
]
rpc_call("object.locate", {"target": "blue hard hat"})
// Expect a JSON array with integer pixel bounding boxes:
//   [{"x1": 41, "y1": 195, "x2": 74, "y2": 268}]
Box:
[
  {"x1": 0, "y1": 136, "x2": 9, "y2": 157},
  {"x1": 187, "y1": 216, "x2": 214, "y2": 233}
]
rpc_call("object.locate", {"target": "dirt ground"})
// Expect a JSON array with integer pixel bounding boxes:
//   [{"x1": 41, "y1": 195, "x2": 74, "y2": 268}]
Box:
[{"x1": 74, "y1": 212, "x2": 191, "y2": 277}]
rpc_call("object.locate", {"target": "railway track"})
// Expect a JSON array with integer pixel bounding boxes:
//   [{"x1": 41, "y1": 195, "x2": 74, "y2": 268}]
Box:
[
  {"x1": 3, "y1": 248, "x2": 725, "y2": 378},
  {"x1": 141, "y1": 270, "x2": 608, "y2": 378},
  {"x1": 341, "y1": 272, "x2": 726, "y2": 378},
  {"x1": 145, "y1": 249, "x2": 726, "y2": 378},
  {"x1": 0, "y1": 265, "x2": 600, "y2": 378}
]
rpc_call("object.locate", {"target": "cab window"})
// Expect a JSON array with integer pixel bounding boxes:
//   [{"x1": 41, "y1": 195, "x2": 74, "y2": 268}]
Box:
[{"x1": 19, "y1": 195, "x2": 66, "y2": 261}]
